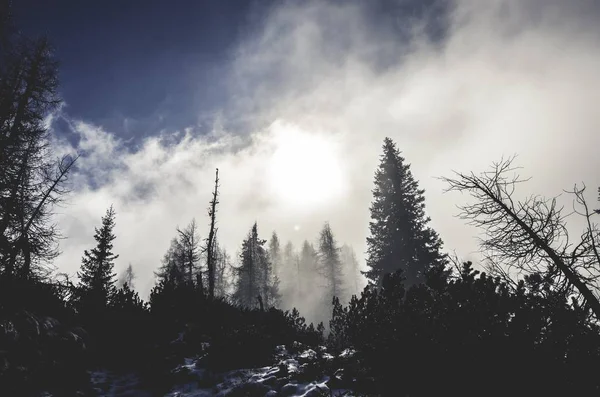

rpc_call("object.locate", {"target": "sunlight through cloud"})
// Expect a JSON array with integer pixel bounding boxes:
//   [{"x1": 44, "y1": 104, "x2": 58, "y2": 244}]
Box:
[{"x1": 267, "y1": 120, "x2": 347, "y2": 209}]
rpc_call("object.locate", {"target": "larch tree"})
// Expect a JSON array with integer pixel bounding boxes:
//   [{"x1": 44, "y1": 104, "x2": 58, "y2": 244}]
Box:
[
  {"x1": 76, "y1": 206, "x2": 119, "y2": 311},
  {"x1": 0, "y1": 30, "x2": 77, "y2": 279},
  {"x1": 155, "y1": 237, "x2": 186, "y2": 288},
  {"x1": 363, "y1": 137, "x2": 446, "y2": 287},
  {"x1": 177, "y1": 219, "x2": 201, "y2": 290},
  {"x1": 317, "y1": 222, "x2": 344, "y2": 306}
]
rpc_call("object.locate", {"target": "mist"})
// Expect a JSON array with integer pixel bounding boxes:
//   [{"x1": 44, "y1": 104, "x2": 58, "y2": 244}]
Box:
[{"x1": 48, "y1": 0, "x2": 600, "y2": 324}]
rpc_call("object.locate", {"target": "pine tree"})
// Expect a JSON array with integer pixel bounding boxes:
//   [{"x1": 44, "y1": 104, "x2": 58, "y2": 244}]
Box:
[
  {"x1": 298, "y1": 240, "x2": 318, "y2": 298},
  {"x1": 76, "y1": 206, "x2": 119, "y2": 311},
  {"x1": 364, "y1": 138, "x2": 446, "y2": 287},
  {"x1": 317, "y1": 222, "x2": 344, "y2": 306},
  {"x1": 268, "y1": 231, "x2": 282, "y2": 278},
  {"x1": 117, "y1": 263, "x2": 135, "y2": 289},
  {"x1": 214, "y1": 242, "x2": 231, "y2": 298},
  {"x1": 233, "y1": 222, "x2": 279, "y2": 308}
]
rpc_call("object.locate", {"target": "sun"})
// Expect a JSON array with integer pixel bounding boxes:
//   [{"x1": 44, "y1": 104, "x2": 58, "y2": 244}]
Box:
[{"x1": 267, "y1": 122, "x2": 346, "y2": 208}]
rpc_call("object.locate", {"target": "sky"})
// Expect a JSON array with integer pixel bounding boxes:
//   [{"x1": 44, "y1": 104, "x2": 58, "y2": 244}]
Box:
[{"x1": 14, "y1": 0, "x2": 600, "y2": 298}]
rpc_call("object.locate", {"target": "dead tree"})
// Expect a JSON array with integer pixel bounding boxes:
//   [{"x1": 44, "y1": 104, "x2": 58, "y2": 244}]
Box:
[
  {"x1": 205, "y1": 168, "x2": 219, "y2": 298},
  {"x1": 441, "y1": 156, "x2": 600, "y2": 319}
]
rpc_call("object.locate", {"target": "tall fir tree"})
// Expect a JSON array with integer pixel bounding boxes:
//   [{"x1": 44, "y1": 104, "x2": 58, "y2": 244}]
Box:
[
  {"x1": 76, "y1": 206, "x2": 119, "y2": 311},
  {"x1": 317, "y1": 222, "x2": 344, "y2": 306},
  {"x1": 363, "y1": 138, "x2": 446, "y2": 287}
]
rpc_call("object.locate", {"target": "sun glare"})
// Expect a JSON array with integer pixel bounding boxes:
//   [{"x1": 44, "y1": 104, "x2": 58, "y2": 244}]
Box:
[{"x1": 268, "y1": 122, "x2": 346, "y2": 208}]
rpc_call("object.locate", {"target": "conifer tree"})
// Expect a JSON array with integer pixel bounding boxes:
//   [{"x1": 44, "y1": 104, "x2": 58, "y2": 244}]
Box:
[
  {"x1": 117, "y1": 263, "x2": 135, "y2": 289},
  {"x1": 233, "y1": 222, "x2": 279, "y2": 308},
  {"x1": 317, "y1": 222, "x2": 344, "y2": 305},
  {"x1": 155, "y1": 237, "x2": 186, "y2": 287},
  {"x1": 364, "y1": 137, "x2": 446, "y2": 287},
  {"x1": 176, "y1": 219, "x2": 201, "y2": 288},
  {"x1": 268, "y1": 231, "x2": 282, "y2": 278},
  {"x1": 340, "y1": 244, "x2": 361, "y2": 299},
  {"x1": 76, "y1": 206, "x2": 119, "y2": 311},
  {"x1": 298, "y1": 240, "x2": 318, "y2": 298},
  {"x1": 156, "y1": 220, "x2": 202, "y2": 291},
  {"x1": 214, "y1": 242, "x2": 231, "y2": 298},
  {"x1": 0, "y1": 32, "x2": 77, "y2": 278}
]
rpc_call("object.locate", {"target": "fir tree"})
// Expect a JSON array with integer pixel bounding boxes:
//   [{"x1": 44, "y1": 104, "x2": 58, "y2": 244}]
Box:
[
  {"x1": 317, "y1": 222, "x2": 344, "y2": 306},
  {"x1": 76, "y1": 206, "x2": 119, "y2": 311},
  {"x1": 364, "y1": 138, "x2": 446, "y2": 287},
  {"x1": 214, "y1": 242, "x2": 231, "y2": 298},
  {"x1": 233, "y1": 222, "x2": 279, "y2": 308},
  {"x1": 117, "y1": 263, "x2": 135, "y2": 290},
  {"x1": 298, "y1": 240, "x2": 318, "y2": 298},
  {"x1": 268, "y1": 231, "x2": 282, "y2": 278}
]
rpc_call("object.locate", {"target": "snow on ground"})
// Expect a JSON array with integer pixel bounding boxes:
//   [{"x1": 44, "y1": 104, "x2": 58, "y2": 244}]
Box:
[{"x1": 89, "y1": 344, "x2": 355, "y2": 397}]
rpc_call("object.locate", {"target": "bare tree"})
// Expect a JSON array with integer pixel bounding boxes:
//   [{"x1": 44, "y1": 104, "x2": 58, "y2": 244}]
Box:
[
  {"x1": 204, "y1": 168, "x2": 219, "y2": 298},
  {"x1": 176, "y1": 219, "x2": 201, "y2": 289},
  {"x1": 0, "y1": 36, "x2": 78, "y2": 279},
  {"x1": 441, "y1": 156, "x2": 600, "y2": 319}
]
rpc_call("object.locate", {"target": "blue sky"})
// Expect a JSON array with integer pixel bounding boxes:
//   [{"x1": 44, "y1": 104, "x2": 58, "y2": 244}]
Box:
[{"x1": 14, "y1": 0, "x2": 279, "y2": 140}]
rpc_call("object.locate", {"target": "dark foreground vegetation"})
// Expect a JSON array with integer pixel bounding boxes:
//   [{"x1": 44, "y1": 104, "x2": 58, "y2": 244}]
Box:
[{"x1": 2, "y1": 2, "x2": 600, "y2": 396}]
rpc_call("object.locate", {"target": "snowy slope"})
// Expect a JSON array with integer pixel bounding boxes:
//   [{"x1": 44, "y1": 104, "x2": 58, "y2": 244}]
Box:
[{"x1": 89, "y1": 344, "x2": 356, "y2": 397}]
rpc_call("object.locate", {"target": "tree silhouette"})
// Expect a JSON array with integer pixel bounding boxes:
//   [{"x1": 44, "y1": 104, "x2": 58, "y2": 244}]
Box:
[
  {"x1": 75, "y1": 206, "x2": 118, "y2": 312},
  {"x1": 317, "y1": 222, "x2": 344, "y2": 306},
  {"x1": 442, "y1": 156, "x2": 600, "y2": 320},
  {"x1": 0, "y1": 33, "x2": 77, "y2": 279},
  {"x1": 363, "y1": 137, "x2": 445, "y2": 287},
  {"x1": 268, "y1": 231, "x2": 282, "y2": 279},
  {"x1": 204, "y1": 168, "x2": 219, "y2": 298},
  {"x1": 299, "y1": 240, "x2": 318, "y2": 298},
  {"x1": 233, "y1": 223, "x2": 279, "y2": 308}
]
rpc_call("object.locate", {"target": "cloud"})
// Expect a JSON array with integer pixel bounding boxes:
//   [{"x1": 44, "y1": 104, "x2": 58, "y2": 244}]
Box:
[{"x1": 51, "y1": 0, "x2": 600, "y2": 303}]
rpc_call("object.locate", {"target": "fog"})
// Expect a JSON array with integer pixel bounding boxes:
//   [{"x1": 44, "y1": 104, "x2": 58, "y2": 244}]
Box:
[{"x1": 50, "y1": 0, "x2": 600, "y2": 322}]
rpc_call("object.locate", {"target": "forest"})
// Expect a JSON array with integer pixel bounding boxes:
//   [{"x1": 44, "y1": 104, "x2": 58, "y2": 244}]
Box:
[{"x1": 2, "y1": 3, "x2": 600, "y2": 397}]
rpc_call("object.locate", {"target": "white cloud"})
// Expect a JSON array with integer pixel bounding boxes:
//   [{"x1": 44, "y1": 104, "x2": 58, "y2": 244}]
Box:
[{"x1": 52, "y1": 0, "x2": 600, "y2": 303}]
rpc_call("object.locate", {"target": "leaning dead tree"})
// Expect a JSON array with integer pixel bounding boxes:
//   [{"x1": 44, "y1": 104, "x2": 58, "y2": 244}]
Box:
[{"x1": 442, "y1": 156, "x2": 600, "y2": 320}]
